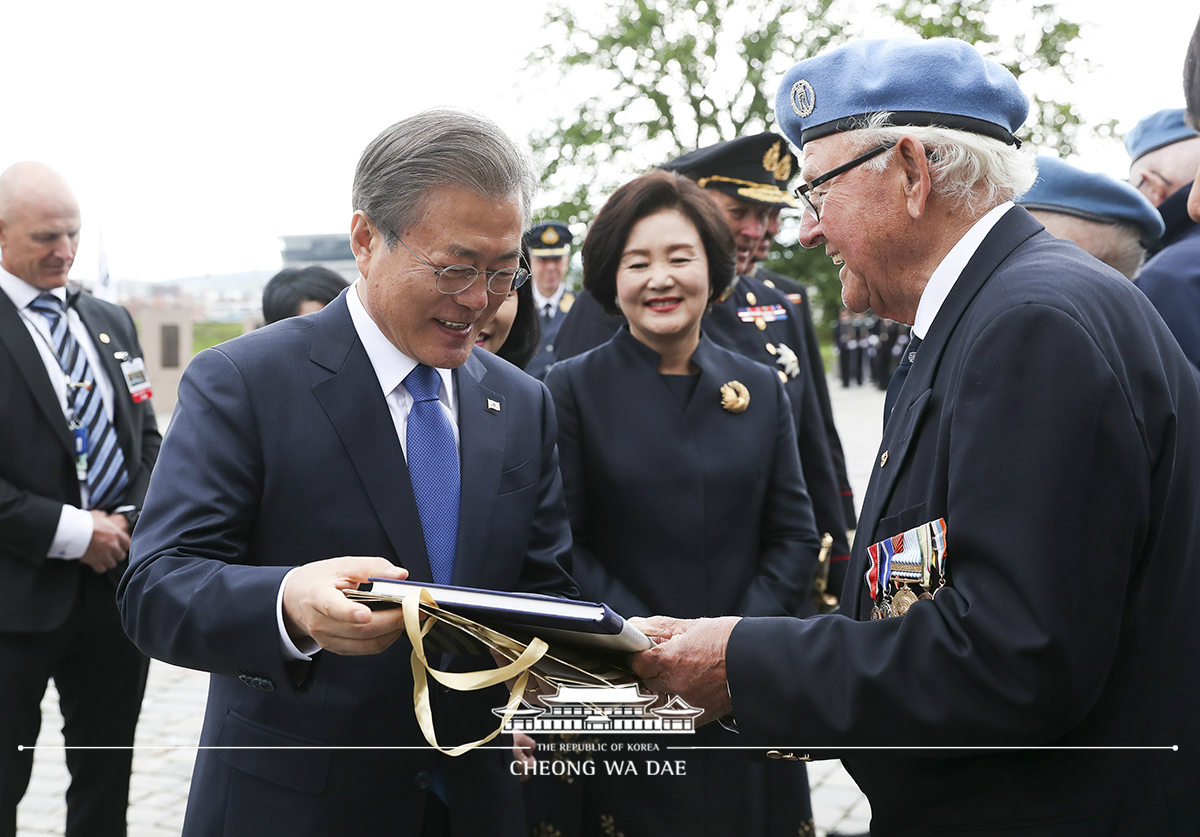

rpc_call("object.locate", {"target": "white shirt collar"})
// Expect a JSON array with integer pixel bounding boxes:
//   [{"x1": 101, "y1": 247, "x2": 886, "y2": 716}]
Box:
[
  {"x1": 345, "y1": 279, "x2": 455, "y2": 410},
  {"x1": 912, "y1": 202, "x2": 1014, "y2": 340},
  {"x1": 0, "y1": 268, "x2": 66, "y2": 310},
  {"x1": 532, "y1": 282, "x2": 565, "y2": 313}
]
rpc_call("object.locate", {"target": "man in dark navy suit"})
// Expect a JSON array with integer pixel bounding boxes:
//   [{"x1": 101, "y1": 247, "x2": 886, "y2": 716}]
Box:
[
  {"x1": 0, "y1": 162, "x2": 160, "y2": 837},
  {"x1": 119, "y1": 110, "x2": 576, "y2": 837},
  {"x1": 633, "y1": 37, "x2": 1200, "y2": 836}
]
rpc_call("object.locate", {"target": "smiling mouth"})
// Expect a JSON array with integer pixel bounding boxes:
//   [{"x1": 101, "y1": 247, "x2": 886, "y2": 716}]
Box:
[
  {"x1": 437, "y1": 318, "x2": 471, "y2": 331},
  {"x1": 827, "y1": 250, "x2": 845, "y2": 266},
  {"x1": 646, "y1": 297, "x2": 682, "y2": 309},
  {"x1": 475, "y1": 330, "x2": 490, "y2": 345}
]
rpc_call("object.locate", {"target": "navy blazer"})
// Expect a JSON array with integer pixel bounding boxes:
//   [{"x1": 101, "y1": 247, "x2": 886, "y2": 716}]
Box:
[
  {"x1": 0, "y1": 288, "x2": 160, "y2": 631},
  {"x1": 546, "y1": 327, "x2": 821, "y2": 620},
  {"x1": 726, "y1": 208, "x2": 1200, "y2": 835},
  {"x1": 119, "y1": 292, "x2": 576, "y2": 837}
]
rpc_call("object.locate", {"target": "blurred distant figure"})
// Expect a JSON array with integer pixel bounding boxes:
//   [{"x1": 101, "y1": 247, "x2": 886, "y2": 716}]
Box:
[
  {"x1": 1018, "y1": 155, "x2": 1164, "y2": 279},
  {"x1": 1126, "y1": 108, "x2": 1200, "y2": 372},
  {"x1": 524, "y1": 221, "x2": 574, "y2": 378},
  {"x1": 261, "y1": 265, "x2": 349, "y2": 324}
]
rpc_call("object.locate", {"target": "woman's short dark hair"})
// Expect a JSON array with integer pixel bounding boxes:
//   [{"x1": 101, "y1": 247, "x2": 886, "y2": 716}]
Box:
[
  {"x1": 262, "y1": 266, "x2": 350, "y2": 324},
  {"x1": 582, "y1": 170, "x2": 736, "y2": 315},
  {"x1": 495, "y1": 278, "x2": 541, "y2": 370}
]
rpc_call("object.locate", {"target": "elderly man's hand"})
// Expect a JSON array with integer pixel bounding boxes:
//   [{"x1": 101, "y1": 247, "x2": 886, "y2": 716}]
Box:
[
  {"x1": 629, "y1": 615, "x2": 741, "y2": 725},
  {"x1": 282, "y1": 556, "x2": 409, "y2": 655}
]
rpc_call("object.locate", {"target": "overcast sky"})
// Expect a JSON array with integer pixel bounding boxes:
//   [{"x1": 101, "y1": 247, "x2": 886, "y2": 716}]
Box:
[{"x1": 2, "y1": 0, "x2": 1193, "y2": 284}]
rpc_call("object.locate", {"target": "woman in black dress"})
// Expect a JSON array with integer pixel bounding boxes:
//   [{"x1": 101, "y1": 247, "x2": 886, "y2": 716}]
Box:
[{"x1": 531, "y1": 170, "x2": 822, "y2": 837}]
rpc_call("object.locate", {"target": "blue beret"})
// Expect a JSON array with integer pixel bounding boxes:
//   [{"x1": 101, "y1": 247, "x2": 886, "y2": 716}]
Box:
[
  {"x1": 1018, "y1": 156, "x2": 1165, "y2": 243},
  {"x1": 525, "y1": 222, "x2": 573, "y2": 256},
  {"x1": 661, "y1": 132, "x2": 797, "y2": 207},
  {"x1": 774, "y1": 38, "x2": 1028, "y2": 149},
  {"x1": 1124, "y1": 109, "x2": 1199, "y2": 162}
]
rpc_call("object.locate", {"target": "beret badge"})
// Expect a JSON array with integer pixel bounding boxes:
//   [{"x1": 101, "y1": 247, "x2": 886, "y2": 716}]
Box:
[{"x1": 790, "y1": 79, "x2": 815, "y2": 118}]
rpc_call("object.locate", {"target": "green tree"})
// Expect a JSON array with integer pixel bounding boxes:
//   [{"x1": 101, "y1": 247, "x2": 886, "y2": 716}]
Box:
[{"x1": 524, "y1": 0, "x2": 1102, "y2": 331}]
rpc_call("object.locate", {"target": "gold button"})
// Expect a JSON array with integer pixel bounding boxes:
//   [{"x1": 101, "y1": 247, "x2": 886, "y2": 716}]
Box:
[
  {"x1": 766, "y1": 750, "x2": 783, "y2": 760},
  {"x1": 763, "y1": 279, "x2": 776, "y2": 288},
  {"x1": 777, "y1": 370, "x2": 788, "y2": 384},
  {"x1": 880, "y1": 450, "x2": 889, "y2": 467},
  {"x1": 99, "y1": 333, "x2": 111, "y2": 344},
  {"x1": 746, "y1": 292, "x2": 757, "y2": 306},
  {"x1": 765, "y1": 343, "x2": 777, "y2": 355},
  {"x1": 755, "y1": 317, "x2": 766, "y2": 331}
]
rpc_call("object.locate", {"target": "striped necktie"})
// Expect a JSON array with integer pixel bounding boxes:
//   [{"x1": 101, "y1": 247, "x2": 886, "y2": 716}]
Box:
[
  {"x1": 403, "y1": 364, "x2": 460, "y2": 586},
  {"x1": 27, "y1": 293, "x2": 129, "y2": 511}
]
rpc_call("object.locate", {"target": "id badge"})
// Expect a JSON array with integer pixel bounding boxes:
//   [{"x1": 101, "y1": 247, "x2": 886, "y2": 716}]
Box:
[
  {"x1": 72, "y1": 424, "x2": 89, "y2": 481},
  {"x1": 120, "y1": 357, "x2": 154, "y2": 403}
]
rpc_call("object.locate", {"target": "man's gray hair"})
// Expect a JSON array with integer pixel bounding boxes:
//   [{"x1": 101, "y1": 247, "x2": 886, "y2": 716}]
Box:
[
  {"x1": 845, "y1": 112, "x2": 1037, "y2": 217},
  {"x1": 352, "y1": 108, "x2": 538, "y2": 246}
]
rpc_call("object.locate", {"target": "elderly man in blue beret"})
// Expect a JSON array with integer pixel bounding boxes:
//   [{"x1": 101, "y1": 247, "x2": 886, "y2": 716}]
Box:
[
  {"x1": 1126, "y1": 109, "x2": 1200, "y2": 372},
  {"x1": 631, "y1": 37, "x2": 1200, "y2": 836},
  {"x1": 1018, "y1": 155, "x2": 1164, "y2": 280}
]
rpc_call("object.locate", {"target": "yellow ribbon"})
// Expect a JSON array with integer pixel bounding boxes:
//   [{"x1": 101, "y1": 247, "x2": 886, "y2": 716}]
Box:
[{"x1": 403, "y1": 588, "x2": 548, "y2": 756}]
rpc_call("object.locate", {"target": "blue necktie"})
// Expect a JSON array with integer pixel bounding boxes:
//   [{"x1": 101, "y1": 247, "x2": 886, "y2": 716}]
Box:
[
  {"x1": 403, "y1": 365, "x2": 460, "y2": 586},
  {"x1": 28, "y1": 293, "x2": 129, "y2": 511},
  {"x1": 883, "y1": 335, "x2": 922, "y2": 431}
]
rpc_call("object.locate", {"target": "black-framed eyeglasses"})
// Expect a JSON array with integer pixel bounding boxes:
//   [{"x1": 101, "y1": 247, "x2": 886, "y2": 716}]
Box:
[
  {"x1": 793, "y1": 141, "x2": 898, "y2": 222},
  {"x1": 398, "y1": 237, "x2": 530, "y2": 295}
]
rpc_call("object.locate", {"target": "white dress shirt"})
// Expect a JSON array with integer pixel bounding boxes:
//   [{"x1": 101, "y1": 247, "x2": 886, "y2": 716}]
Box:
[{"x1": 911, "y1": 202, "x2": 1015, "y2": 340}]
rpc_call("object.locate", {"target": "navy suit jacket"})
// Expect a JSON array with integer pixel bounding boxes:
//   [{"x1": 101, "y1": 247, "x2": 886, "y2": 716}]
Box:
[
  {"x1": 726, "y1": 208, "x2": 1200, "y2": 835},
  {"x1": 0, "y1": 287, "x2": 160, "y2": 632},
  {"x1": 119, "y1": 292, "x2": 576, "y2": 837}
]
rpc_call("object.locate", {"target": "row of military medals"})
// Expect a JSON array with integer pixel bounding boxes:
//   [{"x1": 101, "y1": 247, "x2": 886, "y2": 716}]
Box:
[{"x1": 866, "y1": 518, "x2": 948, "y2": 620}]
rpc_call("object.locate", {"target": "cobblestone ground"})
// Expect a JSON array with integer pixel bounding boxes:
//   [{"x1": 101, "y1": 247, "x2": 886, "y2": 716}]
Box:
[{"x1": 17, "y1": 374, "x2": 885, "y2": 837}]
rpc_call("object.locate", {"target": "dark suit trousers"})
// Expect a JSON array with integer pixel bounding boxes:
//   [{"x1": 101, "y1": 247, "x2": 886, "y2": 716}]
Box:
[{"x1": 0, "y1": 570, "x2": 149, "y2": 837}]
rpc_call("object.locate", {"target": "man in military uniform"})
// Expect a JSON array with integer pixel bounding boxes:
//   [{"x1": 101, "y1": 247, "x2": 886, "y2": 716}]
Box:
[
  {"x1": 832, "y1": 309, "x2": 862, "y2": 387},
  {"x1": 1017, "y1": 155, "x2": 1164, "y2": 280},
  {"x1": 553, "y1": 132, "x2": 854, "y2": 606},
  {"x1": 524, "y1": 221, "x2": 574, "y2": 379},
  {"x1": 1126, "y1": 109, "x2": 1200, "y2": 373},
  {"x1": 632, "y1": 37, "x2": 1200, "y2": 835}
]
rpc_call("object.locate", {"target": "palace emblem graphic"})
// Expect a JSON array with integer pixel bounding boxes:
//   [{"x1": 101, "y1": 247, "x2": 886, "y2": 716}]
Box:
[{"x1": 494, "y1": 684, "x2": 702, "y2": 734}]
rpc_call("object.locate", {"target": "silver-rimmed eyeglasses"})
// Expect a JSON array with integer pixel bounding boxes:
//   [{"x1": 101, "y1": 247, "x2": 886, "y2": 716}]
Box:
[
  {"x1": 793, "y1": 141, "x2": 898, "y2": 222},
  {"x1": 398, "y1": 237, "x2": 530, "y2": 295}
]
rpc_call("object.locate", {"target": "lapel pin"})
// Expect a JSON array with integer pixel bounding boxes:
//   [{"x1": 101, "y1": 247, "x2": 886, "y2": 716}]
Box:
[
  {"x1": 99, "y1": 333, "x2": 111, "y2": 344},
  {"x1": 880, "y1": 450, "x2": 889, "y2": 467},
  {"x1": 487, "y1": 399, "x2": 501, "y2": 413}
]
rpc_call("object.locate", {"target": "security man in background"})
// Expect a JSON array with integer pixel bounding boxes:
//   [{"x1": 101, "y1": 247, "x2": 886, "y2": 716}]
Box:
[
  {"x1": 1126, "y1": 108, "x2": 1200, "y2": 373},
  {"x1": 525, "y1": 221, "x2": 574, "y2": 379},
  {"x1": 0, "y1": 161, "x2": 160, "y2": 837}
]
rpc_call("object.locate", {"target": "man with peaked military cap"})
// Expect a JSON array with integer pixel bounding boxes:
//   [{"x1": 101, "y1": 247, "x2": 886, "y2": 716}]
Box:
[
  {"x1": 1018, "y1": 155, "x2": 1164, "y2": 279},
  {"x1": 1126, "y1": 109, "x2": 1200, "y2": 373},
  {"x1": 524, "y1": 221, "x2": 574, "y2": 378},
  {"x1": 553, "y1": 132, "x2": 855, "y2": 605},
  {"x1": 630, "y1": 37, "x2": 1200, "y2": 836}
]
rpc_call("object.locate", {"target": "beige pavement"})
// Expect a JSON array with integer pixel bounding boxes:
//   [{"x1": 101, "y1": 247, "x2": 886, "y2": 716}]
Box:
[{"x1": 17, "y1": 374, "x2": 886, "y2": 837}]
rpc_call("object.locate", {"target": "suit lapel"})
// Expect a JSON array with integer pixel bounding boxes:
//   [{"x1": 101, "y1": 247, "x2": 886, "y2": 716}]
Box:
[
  {"x1": 453, "y1": 353, "x2": 503, "y2": 585},
  {"x1": 847, "y1": 207, "x2": 1045, "y2": 618},
  {"x1": 308, "y1": 297, "x2": 433, "y2": 580},
  {"x1": 0, "y1": 290, "x2": 74, "y2": 456}
]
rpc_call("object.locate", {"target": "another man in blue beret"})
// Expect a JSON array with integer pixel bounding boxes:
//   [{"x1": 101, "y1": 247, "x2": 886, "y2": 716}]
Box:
[
  {"x1": 1126, "y1": 108, "x2": 1200, "y2": 372},
  {"x1": 524, "y1": 221, "x2": 574, "y2": 379},
  {"x1": 1018, "y1": 155, "x2": 1164, "y2": 279},
  {"x1": 632, "y1": 37, "x2": 1200, "y2": 836}
]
